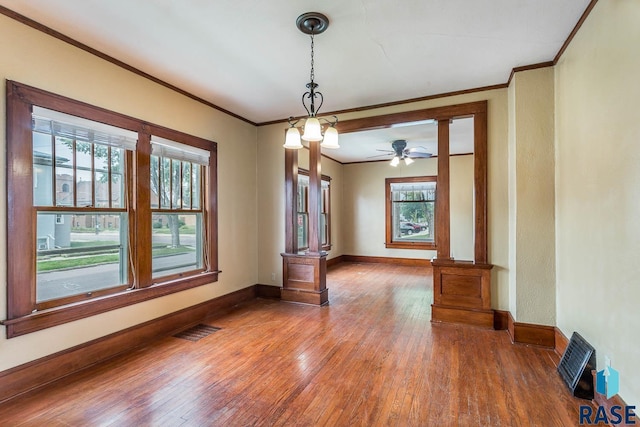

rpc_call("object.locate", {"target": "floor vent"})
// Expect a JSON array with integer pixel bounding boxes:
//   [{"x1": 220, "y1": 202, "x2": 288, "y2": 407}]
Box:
[
  {"x1": 557, "y1": 332, "x2": 595, "y2": 400},
  {"x1": 173, "y1": 324, "x2": 221, "y2": 342}
]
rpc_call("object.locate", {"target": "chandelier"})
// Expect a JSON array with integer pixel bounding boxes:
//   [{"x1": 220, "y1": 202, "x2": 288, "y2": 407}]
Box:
[{"x1": 283, "y1": 12, "x2": 339, "y2": 150}]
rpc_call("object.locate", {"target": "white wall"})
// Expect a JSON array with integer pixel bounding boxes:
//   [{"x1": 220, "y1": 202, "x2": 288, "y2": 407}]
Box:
[
  {"x1": 0, "y1": 14, "x2": 258, "y2": 371},
  {"x1": 554, "y1": 0, "x2": 640, "y2": 407}
]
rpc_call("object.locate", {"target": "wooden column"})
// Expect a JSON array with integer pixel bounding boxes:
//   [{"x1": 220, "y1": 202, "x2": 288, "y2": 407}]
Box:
[
  {"x1": 281, "y1": 134, "x2": 328, "y2": 306},
  {"x1": 431, "y1": 102, "x2": 493, "y2": 328},
  {"x1": 474, "y1": 106, "x2": 489, "y2": 263},
  {"x1": 284, "y1": 148, "x2": 298, "y2": 254},
  {"x1": 308, "y1": 139, "x2": 322, "y2": 254},
  {"x1": 435, "y1": 119, "x2": 452, "y2": 260},
  {"x1": 135, "y1": 129, "x2": 152, "y2": 288}
]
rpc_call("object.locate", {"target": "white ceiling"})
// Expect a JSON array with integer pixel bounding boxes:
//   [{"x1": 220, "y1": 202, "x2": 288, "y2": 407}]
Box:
[{"x1": 1, "y1": 0, "x2": 590, "y2": 163}]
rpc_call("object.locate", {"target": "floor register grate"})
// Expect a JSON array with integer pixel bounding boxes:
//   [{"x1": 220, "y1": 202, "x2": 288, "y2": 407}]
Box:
[
  {"x1": 173, "y1": 324, "x2": 221, "y2": 342},
  {"x1": 557, "y1": 331, "x2": 595, "y2": 400}
]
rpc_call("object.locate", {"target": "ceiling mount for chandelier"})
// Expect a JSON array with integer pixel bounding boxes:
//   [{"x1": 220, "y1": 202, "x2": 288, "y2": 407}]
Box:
[{"x1": 283, "y1": 12, "x2": 339, "y2": 150}]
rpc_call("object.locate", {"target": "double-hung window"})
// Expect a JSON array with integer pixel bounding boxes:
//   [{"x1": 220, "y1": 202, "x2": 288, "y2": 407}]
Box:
[
  {"x1": 385, "y1": 176, "x2": 436, "y2": 250},
  {"x1": 297, "y1": 170, "x2": 331, "y2": 252},
  {"x1": 32, "y1": 107, "x2": 135, "y2": 309},
  {"x1": 4, "y1": 81, "x2": 218, "y2": 338},
  {"x1": 150, "y1": 137, "x2": 208, "y2": 279}
]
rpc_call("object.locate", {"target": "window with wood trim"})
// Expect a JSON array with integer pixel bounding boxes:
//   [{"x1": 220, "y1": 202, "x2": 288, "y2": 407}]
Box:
[
  {"x1": 297, "y1": 169, "x2": 331, "y2": 252},
  {"x1": 4, "y1": 81, "x2": 218, "y2": 338},
  {"x1": 150, "y1": 137, "x2": 208, "y2": 280},
  {"x1": 385, "y1": 176, "x2": 436, "y2": 250},
  {"x1": 31, "y1": 106, "x2": 134, "y2": 309}
]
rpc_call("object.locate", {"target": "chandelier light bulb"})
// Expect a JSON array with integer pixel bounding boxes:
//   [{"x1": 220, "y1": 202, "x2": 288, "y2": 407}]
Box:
[
  {"x1": 284, "y1": 126, "x2": 303, "y2": 149},
  {"x1": 302, "y1": 117, "x2": 323, "y2": 141},
  {"x1": 321, "y1": 126, "x2": 339, "y2": 149}
]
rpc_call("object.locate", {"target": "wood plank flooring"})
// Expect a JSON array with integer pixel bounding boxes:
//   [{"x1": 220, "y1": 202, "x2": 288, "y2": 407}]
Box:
[{"x1": 0, "y1": 262, "x2": 592, "y2": 426}]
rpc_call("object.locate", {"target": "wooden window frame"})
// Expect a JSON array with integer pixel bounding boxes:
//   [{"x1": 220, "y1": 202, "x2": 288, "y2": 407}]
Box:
[
  {"x1": 385, "y1": 176, "x2": 437, "y2": 250},
  {"x1": 297, "y1": 169, "x2": 332, "y2": 252},
  {"x1": 149, "y1": 151, "x2": 206, "y2": 282},
  {"x1": 3, "y1": 81, "x2": 218, "y2": 338}
]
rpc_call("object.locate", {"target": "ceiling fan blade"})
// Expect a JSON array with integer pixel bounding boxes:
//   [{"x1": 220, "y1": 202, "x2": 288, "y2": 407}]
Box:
[
  {"x1": 407, "y1": 146, "x2": 430, "y2": 153},
  {"x1": 407, "y1": 152, "x2": 433, "y2": 158},
  {"x1": 375, "y1": 149, "x2": 394, "y2": 153},
  {"x1": 367, "y1": 153, "x2": 394, "y2": 159}
]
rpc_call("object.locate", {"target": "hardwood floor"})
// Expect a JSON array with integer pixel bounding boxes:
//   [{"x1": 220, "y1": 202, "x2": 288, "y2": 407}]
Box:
[{"x1": 0, "y1": 262, "x2": 591, "y2": 426}]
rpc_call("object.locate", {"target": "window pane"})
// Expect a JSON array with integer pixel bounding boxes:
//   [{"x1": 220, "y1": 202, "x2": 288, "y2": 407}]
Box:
[
  {"x1": 111, "y1": 148, "x2": 125, "y2": 209},
  {"x1": 182, "y1": 161, "x2": 191, "y2": 209},
  {"x1": 33, "y1": 131, "x2": 53, "y2": 206},
  {"x1": 55, "y1": 137, "x2": 75, "y2": 206},
  {"x1": 152, "y1": 213, "x2": 203, "y2": 278},
  {"x1": 150, "y1": 155, "x2": 160, "y2": 209},
  {"x1": 171, "y1": 160, "x2": 181, "y2": 209},
  {"x1": 36, "y1": 212, "x2": 128, "y2": 303},
  {"x1": 192, "y1": 165, "x2": 201, "y2": 209},
  {"x1": 76, "y1": 141, "x2": 93, "y2": 206},
  {"x1": 160, "y1": 157, "x2": 171, "y2": 209},
  {"x1": 390, "y1": 180, "x2": 436, "y2": 244},
  {"x1": 297, "y1": 213, "x2": 308, "y2": 249},
  {"x1": 321, "y1": 213, "x2": 327, "y2": 245},
  {"x1": 392, "y1": 201, "x2": 435, "y2": 243},
  {"x1": 94, "y1": 145, "x2": 110, "y2": 208}
]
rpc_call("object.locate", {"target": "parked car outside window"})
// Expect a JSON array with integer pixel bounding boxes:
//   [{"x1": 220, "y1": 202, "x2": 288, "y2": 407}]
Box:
[{"x1": 403, "y1": 222, "x2": 422, "y2": 232}]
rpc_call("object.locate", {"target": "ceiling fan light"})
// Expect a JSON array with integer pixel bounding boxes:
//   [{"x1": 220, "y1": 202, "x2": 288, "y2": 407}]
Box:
[
  {"x1": 404, "y1": 157, "x2": 414, "y2": 165},
  {"x1": 390, "y1": 156, "x2": 400, "y2": 167},
  {"x1": 284, "y1": 126, "x2": 303, "y2": 149},
  {"x1": 302, "y1": 117, "x2": 323, "y2": 141},
  {"x1": 321, "y1": 126, "x2": 339, "y2": 149}
]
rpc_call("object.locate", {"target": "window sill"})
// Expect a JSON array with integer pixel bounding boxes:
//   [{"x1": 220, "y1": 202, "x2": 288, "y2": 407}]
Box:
[
  {"x1": 2, "y1": 271, "x2": 219, "y2": 338},
  {"x1": 385, "y1": 242, "x2": 436, "y2": 250}
]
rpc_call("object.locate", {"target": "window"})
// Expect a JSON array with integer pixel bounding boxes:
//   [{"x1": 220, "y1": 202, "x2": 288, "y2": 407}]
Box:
[
  {"x1": 297, "y1": 170, "x2": 331, "y2": 252},
  {"x1": 150, "y1": 137, "x2": 209, "y2": 279},
  {"x1": 4, "y1": 81, "x2": 218, "y2": 338},
  {"x1": 385, "y1": 176, "x2": 436, "y2": 250},
  {"x1": 31, "y1": 106, "x2": 134, "y2": 309}
]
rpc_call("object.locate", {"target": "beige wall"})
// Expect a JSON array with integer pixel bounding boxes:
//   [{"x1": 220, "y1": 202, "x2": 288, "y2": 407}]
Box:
[
  {"x1": 450, "y1": 154, "x2": 475, "y2": 260},
  {"x1": 342, "y1": 158, "x2": 438, "y2": 259},
  {"x1": 341, "y1": 155, "x2": 474, "y2": 260},
  {"x1": 554, "y1": 0, "x2": 640, "y2": 407},
  {"x1": 508, "y1": 67, "x2": 556, "y2": 325},
  {"x1": 257, "y1": 88, "x2": 510, "y2": 310},
  {"x1": 0, "y1": 15, "x2": 258, "y2": 370}
]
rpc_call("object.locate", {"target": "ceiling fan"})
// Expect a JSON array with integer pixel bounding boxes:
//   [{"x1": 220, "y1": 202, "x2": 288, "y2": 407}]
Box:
[{"x1": 370, "y1": 139, "x2": 433, "y2": 166}]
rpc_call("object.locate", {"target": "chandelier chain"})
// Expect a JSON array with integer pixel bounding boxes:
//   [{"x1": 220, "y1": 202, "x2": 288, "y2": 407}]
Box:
[{"x1": 310, "y1": 33, "x2": 315, "y2": 83}]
